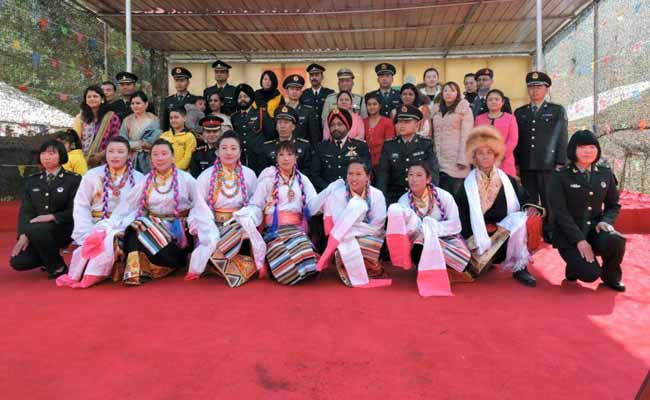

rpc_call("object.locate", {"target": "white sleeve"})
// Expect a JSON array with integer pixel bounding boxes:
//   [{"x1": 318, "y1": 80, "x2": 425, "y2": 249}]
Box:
[
  {"x1": 435, "y1": 189, "x2": 462, "y2": 237},
  {"x1": 71, "y1": 171, "x2": 98, "y2": 244},
  {"x1": 368, "y1": 187, "x2": 387, "y2": 229},
  {"x1": 188, "y1": 170, "x2": 220, "y2": 242}
]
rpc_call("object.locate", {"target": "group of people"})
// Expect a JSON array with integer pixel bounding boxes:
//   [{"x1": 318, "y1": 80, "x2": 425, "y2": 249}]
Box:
[{"x1": 8, "y1": 61, "x2": 627, "y2": 295}]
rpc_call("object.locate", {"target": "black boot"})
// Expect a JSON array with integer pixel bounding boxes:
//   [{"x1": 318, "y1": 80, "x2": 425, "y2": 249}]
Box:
[
  {"x1": 603, "y1": 281, "x2": 626, "y2": 292},
  {"x1": 513, "y1": 268, "x2": 537, "y2": 287},
  {"x1": 463, "y1": 262, "x2": 479, "y2": 279}
]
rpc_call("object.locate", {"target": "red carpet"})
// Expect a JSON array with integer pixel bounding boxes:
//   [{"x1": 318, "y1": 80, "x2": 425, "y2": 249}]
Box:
[{"x1": 1, "y1": 205, "x2": 649, "y2": 399}]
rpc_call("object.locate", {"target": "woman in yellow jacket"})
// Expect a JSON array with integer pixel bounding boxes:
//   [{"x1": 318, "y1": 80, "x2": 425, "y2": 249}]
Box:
[
  {"x1": 253, "y1": 70, "x2": 284, "y2": 118},
  {"x1": 55, "y1": 129, "x2": 88, "y2": 175},
  {"x1": 160, "y1": 106, "x2": 197, "y2": 171}
]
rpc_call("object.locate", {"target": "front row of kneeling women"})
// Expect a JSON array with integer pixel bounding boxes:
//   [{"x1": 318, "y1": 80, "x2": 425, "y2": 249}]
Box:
[{"x1": 10, "y1": 126, "x2": 626, "y2": 294}]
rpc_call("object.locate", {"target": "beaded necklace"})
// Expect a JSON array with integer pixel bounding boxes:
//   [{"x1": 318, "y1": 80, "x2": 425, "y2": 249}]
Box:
[
  {"x1": 408, "y1": 182, "x2": 446, "y2": 220},
  {"x1": 207, "y1": 158, "x2": 248, "y2": 210},
  {"x1": 100, "y1": 159, "x2": 135, "y2": 219},
  {"x1": 138, "y1": 165, "x2": 181, "y2": 218}
]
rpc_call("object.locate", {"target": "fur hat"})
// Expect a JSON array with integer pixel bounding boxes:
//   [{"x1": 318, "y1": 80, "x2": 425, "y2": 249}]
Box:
[{"x1": 465, "y1": 126, "x2": 506, "y2": 165}]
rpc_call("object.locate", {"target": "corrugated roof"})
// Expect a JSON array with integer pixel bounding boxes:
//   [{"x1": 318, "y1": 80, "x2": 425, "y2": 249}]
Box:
[{"x1": 78, "y1": 0, "x2": 592, "y2": 59}]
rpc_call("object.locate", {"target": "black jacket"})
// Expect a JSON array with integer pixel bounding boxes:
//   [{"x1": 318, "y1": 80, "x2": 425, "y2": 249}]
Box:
[
  {"x1": 375, "y1": 135, "x2": 439, "y2": 204},
  {"x1": 300, "y1": 87, "x2": 335, "y2": 119},
  {"x1": 365, "y1": 88, "x2": 401, "y2": 117},
  {"x1": 311, "y1": 138, "x2": 370, "y2": 191},
  {"x1": 17, "y1": 169, "x2": 81, "y2": 236},
  {"x1": 189, "y1": 144, "x2": 217, "y2": 178},
  {"x1": 231, "y1": 106, "x2": 275, "y2": 168},
  {"x1": 547, "y1": 163, "x2": 620, "y2": 249},
  {"x1": 456, "y1": 174, "x2": 531, "y2": 239},
  {"x1": 203, "y1": 84, "x2": 237, "y2": 115},
  {"x1": 254, "y1": 137, "x2": 313, "y2": 177},
  {"x1": 514, "y1": 102, "x2": 568, "y2": 171},
  {"x1": 161, "y1": 93, "x2": 200, "y2": 131}
]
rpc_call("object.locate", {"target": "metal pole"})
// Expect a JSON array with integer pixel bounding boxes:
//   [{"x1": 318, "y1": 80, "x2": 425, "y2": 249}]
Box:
[
  {"x1": 535, "y1": 0, "x2": 544, "y2": 70},
  {"x1": 100, "y1": 18, "x2": 108, "y2": 79},
  {"x1": 125, "y1": 0, "x2": 132, "y2": 72},
  {"x1": 593, "y1": 0, "x2": 599, "y2": 132}
]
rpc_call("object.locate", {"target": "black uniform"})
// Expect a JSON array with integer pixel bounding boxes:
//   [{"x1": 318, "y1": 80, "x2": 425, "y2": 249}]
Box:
[
  {"x1": 289, "y1": 103, "x2": 322, "y2": 144},
  {"x1": 547, "y1": 163, "x2": 625, "y2": 286},
  {"x1": 255, "y1": 137, "x2": 313, "y2": 176},
  {"x1": 365, "y1": 88, "x2": 401, "y2": 117},
  {"x1": 10, "y1": 169, "x2": 81, "y2": 274},
  {"x1": 464, "y1": 92, "x2": 477, "y2": 105},
  {"x1": 161, "y1": 92, "x2": 199, "y2": 131},
  {"x1": 515, "y1": 101, "x2": 568, "y2": 240},
  {"x1": 203, "y1": 84, "x2": 237, "y2": 116},
  {"x1": 311, "y1": 138, "x2": 371, "y2": 191},
  {"x1": 300, "y1": 87, "x2": 335, "y2": 120},
  {"x1": 231, "y1": 106, "x2": 275, "y2": 170},
  {"x1": 189, "y1": 144, "x2": 217, "y2": 178},
  {"x1": 375, "y1": 135, "x2": 439, "y2": 204}
]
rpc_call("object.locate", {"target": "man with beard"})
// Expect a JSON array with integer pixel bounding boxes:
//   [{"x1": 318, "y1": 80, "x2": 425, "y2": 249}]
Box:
[
  {"x1": 231, "y1": 83, "x2": 274, "y2": 169},
  {"x1": 376, "y1": 105, "x2": 439, "y2": 204},
  {"x1": 364, "y1": 63, "x2": 401, "y2": 117},
  {"x1": 283, "y1": 74, "x2": 321, "y2": 144},
  {"x1": 299, "y1": 63, "x2": 334, "y2": 121},
  {"x1": 255, "y1": 106, "x2": 312, "y2": 176},
  {"x1": 321, "y1": 68, "x2": 367, "y2": 125},
  {"x1": 203, "y1": 60, "x2": 237, "y2": 115},
  {"x1": 311, "y1": 108, "x2": 370, "y2": 191},
  {"x1": 161, "y1": 67, "x2": 199, "y2": 131}
]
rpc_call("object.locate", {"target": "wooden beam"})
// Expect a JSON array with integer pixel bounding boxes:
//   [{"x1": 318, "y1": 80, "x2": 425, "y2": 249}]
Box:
[
  {"x1": 131, "y1": 16, "x2": 573, "y2": 35},
  {"x1": 97, "y1": 0, "x2": 517, "y2": 18}
]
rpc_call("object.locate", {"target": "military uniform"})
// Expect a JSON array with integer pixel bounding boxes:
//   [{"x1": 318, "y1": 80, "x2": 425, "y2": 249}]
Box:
[
  {"x1": 299, "y1": 63, "x2": 334, "y2": 120},
  {"x1": 548, "y1": 161, "x2": 625, "y2": 290},
  {"x1": 515, "y1": 71, "x2": 569, "y2": 241},
  {"x1": 282, "y1": 74, "x2": 322, "y2": 144},
  {"x1": 365, "y1": 63, "x2": 401, "y2": 117},
  {"x1": 203, "y1": 59, "x2": 237, "y2": 115},
  {"x1": 233, "y1": 109, "x2": 274, "y2": 164},
  {"x1": 10, "y1": 169, "x2": 81, "y2": 275},
  {"x1": 256, "y1": 137, "x2": 313, "y2": 176},
  {"x1": 311, "y1": 138, "x2": 370, "y2": 191},
  {"x1": 189, "y1": 115, "x2": 223, "y2": 177},
  {"x1": 321, "y1": 68, "x2": 367, "y2": 123},
  {"x1": 111, "y1": 71, "x2": 155, "y2": 121},
  {"x1": 471, "y1": 68, "x2": 512, "y2": 116},
  {"x1": 161, "y1": 67, "x2": 199, "y2": 131},
  {"x1": 375, "y1": 105, "x2": 440, "y2": 204}
]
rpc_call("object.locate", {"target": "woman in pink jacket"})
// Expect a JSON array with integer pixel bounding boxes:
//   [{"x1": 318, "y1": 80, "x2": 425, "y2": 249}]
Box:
[
  {"x1": 474, "y1": 89, "x2": 518, "y2": 177},
  {"x1": 431, "y1": 81, "x2": 474, "y2": 197}
]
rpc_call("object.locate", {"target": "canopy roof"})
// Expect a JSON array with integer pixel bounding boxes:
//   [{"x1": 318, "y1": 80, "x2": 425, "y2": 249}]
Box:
[{"x1": 79, "y1": 0, "x2": 592, "y2": 60}]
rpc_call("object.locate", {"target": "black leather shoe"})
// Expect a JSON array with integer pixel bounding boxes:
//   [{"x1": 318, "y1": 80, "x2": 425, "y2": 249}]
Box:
[
  {"x1": 47, "y1": 265, "x2": 67, "y2": 280},
  {"x1": 513, "y1": 269, "x2": 537, "y2": 287},
  {"x1": 603, "y1": 281, "x2": 626, "y2": 292},
  {"x1": 565, "y1": 269, "x2": 579, "y2": 281}
]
